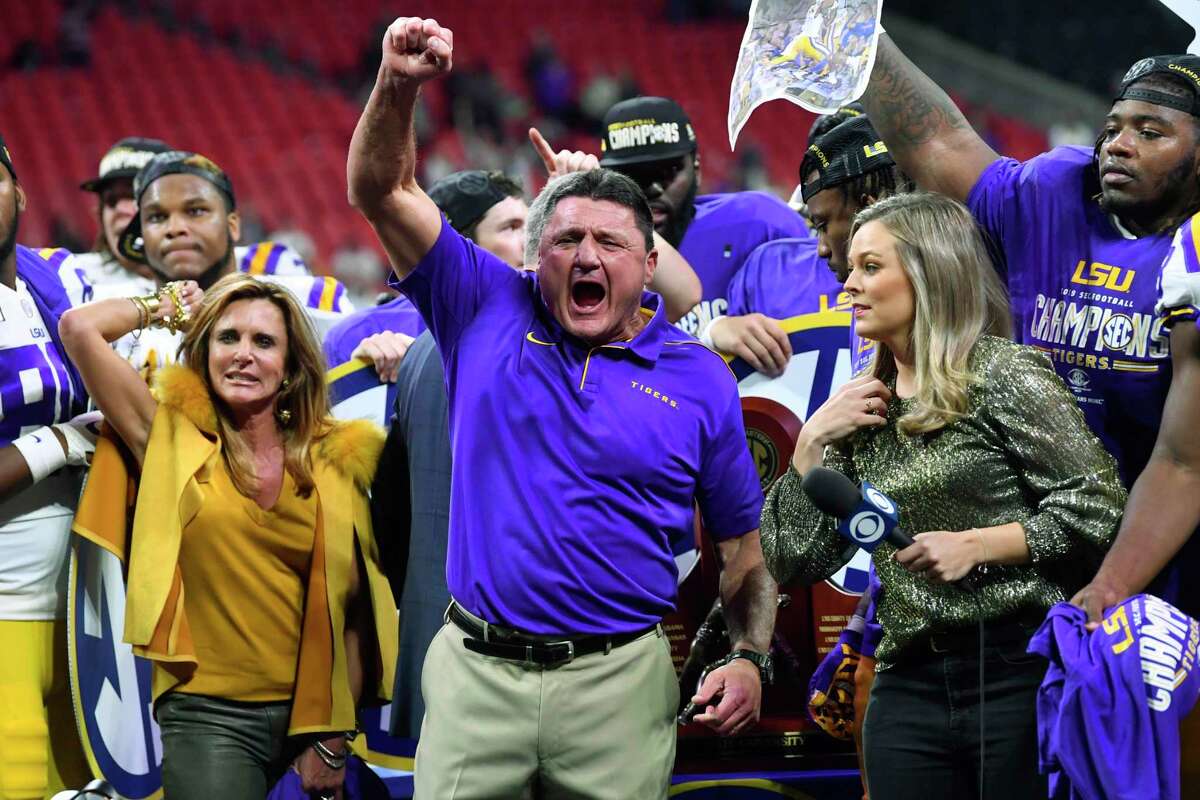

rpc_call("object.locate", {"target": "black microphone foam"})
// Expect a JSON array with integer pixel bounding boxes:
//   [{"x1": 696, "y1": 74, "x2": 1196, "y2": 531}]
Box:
[
  {"x1": 801, "y1": 466, "x2": 916, "y2": 550},
  {"x1": 801, "y1": 466, "x2": 864, "y2": 519}
]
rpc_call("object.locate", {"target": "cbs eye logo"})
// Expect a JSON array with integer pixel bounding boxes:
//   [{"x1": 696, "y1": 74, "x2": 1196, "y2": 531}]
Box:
[
  {"x1": 864, "y1": 487, "x2": 895, "y2": 514},
  {"x1": 847, "y1": 510, "x2": 886, "y2": 544}
]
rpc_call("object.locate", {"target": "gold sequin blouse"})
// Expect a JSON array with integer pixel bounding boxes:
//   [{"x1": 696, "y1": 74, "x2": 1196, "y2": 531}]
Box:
[{"x1": 760, "y1": 336, "x2": 1126, "y2": 669}]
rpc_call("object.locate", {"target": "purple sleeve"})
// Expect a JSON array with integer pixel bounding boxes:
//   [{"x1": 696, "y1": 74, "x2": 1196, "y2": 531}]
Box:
[
  {"x1": 696, "y1": 387, "x2": 764, "y2": 539},
  {"x1": 392, "y1": 217, "x2": 518, "y2": 352},
  {"x1": 724, "y1": 249, "x2": 759, "y2": 317},
  {"x1": 756, "y1": 192, "x2": 808, "y2": 241},
  {"x1": 965, "y1": 147, "x2": 1097, "y2": 289},
  {"x1": 965, "y1": 156, "x2": 1025, "y2": 283}
]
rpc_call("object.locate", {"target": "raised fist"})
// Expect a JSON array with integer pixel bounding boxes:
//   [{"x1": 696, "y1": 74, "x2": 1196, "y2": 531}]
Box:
[{"x1": 381, "y1": 17, "x2": 454, "y2": 83}]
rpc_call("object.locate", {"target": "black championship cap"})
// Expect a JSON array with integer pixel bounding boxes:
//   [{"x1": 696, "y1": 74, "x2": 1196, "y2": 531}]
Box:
[
  {"x1": 800, "y1": 116, "x2": 896, "y2": 203},
  {"x1": 80, "y1": 137, "x2": 172, "y2": 192},
  {"x1": 118, "y1": 151, "x2": 236, "y2": 263},
  {"x1": 598, "y1": 96, "x2": 697, "y2": 168},
  {"x1": 427, "y1": 170, "x2": 514, "y2": 233},
  {"x1": 0, "y1": 133, "x2": 15, "y2": 181},
  {"x1": 807, "y1": 102, "x2": 865, "y2": 145},
  {"x1": 1117, "y1": 55, "x2": 1200, "y2": 117}
]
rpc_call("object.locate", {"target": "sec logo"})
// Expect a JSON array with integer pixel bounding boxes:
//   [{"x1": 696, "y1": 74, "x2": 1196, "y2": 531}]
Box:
[
  {"x1": 69, "y1": 541, "x2": 163, "y2": 799},
  {"x1": 745, "y1": 427, "x2": 779, "y2": 489}
]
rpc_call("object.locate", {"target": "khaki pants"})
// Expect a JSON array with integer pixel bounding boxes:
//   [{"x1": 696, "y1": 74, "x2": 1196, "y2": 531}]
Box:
[{"x1": 414, "y1": 618, "x2": 679, "y2": 799}]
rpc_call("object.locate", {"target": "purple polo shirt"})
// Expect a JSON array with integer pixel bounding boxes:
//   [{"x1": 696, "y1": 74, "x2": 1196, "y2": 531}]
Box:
[
  {"x1": 395, "y1": 219, "x2": 763, "y2": 635},
  {"x1": 675, "y1": 191, "x2": 808, "y2": 337}
]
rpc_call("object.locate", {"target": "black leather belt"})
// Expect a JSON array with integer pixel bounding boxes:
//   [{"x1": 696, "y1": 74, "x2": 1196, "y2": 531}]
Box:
[
  {"x1": 448, "y1": 602, "x2": 658, "y2": 666},
  {"x1": 926, "y1": 615, "x2": 1041, "y2": 654}
]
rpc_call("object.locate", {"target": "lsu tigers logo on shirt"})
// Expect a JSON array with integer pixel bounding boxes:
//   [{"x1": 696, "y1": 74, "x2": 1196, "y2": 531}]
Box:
[{"x1": 1071, "y1": 260, "x2": 1136, "y2": 293}]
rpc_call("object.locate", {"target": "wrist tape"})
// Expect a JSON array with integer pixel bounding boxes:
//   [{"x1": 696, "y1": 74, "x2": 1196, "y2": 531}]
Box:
[{"x1": 11, "y1": 426, "x2": 67, "y2": 483}]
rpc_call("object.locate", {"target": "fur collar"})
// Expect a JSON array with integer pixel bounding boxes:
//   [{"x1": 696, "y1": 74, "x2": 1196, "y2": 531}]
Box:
[{"x1": 152, "y1": 365, "x2": 385, "y2": 490}]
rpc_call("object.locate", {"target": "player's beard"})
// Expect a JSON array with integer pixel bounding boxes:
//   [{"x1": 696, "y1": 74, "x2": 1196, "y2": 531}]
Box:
[
  {"x1": 1100, "y1": 155, "x2": 1200, "y2": 232},
  {"x1": 660, "y1": 177, "x2": 698, "y2": 248},
  {"x1": 0, "y1": 205, "x2": 19, "y2": 266}
]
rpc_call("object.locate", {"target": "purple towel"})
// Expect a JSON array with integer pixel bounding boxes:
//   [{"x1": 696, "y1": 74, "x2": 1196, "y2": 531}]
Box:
[
  {"x1": 266, "y1": 754, "x2": 390, "y2": 800},
  {"x1": 1028, "y1": 594, "x2": 1200, "y2": 800}
]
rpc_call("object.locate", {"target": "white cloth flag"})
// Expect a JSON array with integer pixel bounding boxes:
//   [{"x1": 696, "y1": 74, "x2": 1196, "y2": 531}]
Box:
[{"x1": 728, "y1": 0, "x2": 884, "y2": 150}]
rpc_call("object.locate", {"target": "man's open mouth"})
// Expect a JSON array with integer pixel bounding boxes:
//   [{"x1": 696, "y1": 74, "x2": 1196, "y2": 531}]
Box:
[{"x1": 571, "y1": 280, "x2": 607, "y2": 311}]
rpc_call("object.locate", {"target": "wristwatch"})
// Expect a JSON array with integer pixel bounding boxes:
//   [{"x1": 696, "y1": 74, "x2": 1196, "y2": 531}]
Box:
[{"x1": 726, "y1": 649, "x2": 774, "y2": 685}]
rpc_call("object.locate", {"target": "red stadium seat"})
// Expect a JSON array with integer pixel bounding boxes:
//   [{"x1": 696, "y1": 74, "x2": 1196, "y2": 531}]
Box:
[{"x1": 0, "y1": 1, "x2": 1052, "y2": 267}]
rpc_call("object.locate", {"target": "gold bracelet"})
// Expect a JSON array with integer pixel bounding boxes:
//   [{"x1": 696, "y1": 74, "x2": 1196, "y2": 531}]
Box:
[
  {"x1": 129, "y1": 297, "x2": 146, "y2": 330},
  {"x1": 973, "y1": 528, "x2": 990, "y2": 573},
  {"x1": 131, "y1": 293, "x2": 161, "y2": 328},
  {"x1": 129, "y1": 296, "x2": 153, "y2": 330}
]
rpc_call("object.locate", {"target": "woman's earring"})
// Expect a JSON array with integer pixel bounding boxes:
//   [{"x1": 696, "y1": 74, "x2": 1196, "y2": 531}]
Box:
[{"x1": 276, "y1": 377, "x2": 292, "y2": 425}]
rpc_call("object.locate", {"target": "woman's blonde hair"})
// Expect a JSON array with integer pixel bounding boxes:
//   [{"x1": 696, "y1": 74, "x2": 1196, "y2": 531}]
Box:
[
  {"x1": 849, "y1": 192, "x2": 1012, "y2": 436},
  {"x1": 178, "y1": 273, "x2": 332, "y2": 496}
]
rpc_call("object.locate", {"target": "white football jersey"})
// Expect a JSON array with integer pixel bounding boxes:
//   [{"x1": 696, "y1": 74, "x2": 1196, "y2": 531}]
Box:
[{"x1": 0, "y1": 265, "x2": 82, "y2": 620}]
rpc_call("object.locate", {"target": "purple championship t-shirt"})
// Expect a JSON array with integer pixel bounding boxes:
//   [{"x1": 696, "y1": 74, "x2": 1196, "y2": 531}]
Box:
[
  {"x1": 1028, "y1": 595, "x2": 1200, "y2": 800},
  {"x1": 322, "y1": 294, "x2": 426, "y2": 367},
  {"x1": 395, "y1": 219, "x2": 764, "y2": 635},
  {"x1": 967, "y1": 146, "x2": 1175, "y2": 488},
  {"x1": 727, "y1": 236, "x2": 876, "y2": 382},
  {"x1": 675, "y1": 191, "x2": 809, "y2": 337}
]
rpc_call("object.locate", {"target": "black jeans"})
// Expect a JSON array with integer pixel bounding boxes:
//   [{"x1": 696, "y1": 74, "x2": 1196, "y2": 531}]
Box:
[
  {"x1": 156, "y1": 692, "x2": 296, "y2": 800},
  {"x1": 862, "y1": 630, "x2": 1048, "y2": 800}
]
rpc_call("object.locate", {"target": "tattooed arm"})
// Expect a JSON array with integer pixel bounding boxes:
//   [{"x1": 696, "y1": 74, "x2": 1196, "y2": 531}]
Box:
[{"x1": 860, "y1": 35, "x2": 1000, "y2": 202}]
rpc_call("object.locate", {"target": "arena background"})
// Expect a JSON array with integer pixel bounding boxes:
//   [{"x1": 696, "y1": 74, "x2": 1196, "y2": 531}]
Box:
[
  {"x1": 4, "y1": 1, "x2": 1194, "y2": 798},
  {"x1": 4, "y1": 0, "x2": 1189, "y2": 297}
]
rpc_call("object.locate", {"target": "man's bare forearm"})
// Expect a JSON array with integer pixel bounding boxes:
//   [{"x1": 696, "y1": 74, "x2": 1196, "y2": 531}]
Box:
[
  {"x1": 648, "y1": 232, "x2": 701, "y2": 323},
  {"x1": 0, "y1": 445, "x2": 35, "y2": 503},
  {"x1": 347, "y1": 18, "x2": 451, "y2": 276},
  {"x1": 861, "y1": 35, "x2": 997, "y2": 201},
  {"x1": 718, "y1": 531, "x2": 777, "y2": 653},
  {"x1": 347, "y1": 69, "x2": 421, "y2": 214},
  {"x1": 1091, "y1": 324, "x2": 1200, "y2": 594},
  {"x1": 1094, "y1": 457, "x2": 1200, "y2": 595}
]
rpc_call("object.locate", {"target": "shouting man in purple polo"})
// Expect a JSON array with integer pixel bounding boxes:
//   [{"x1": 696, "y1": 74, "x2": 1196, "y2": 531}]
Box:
[{"x1": 348, "y1": 18, "x2": 776, "y2": 799}]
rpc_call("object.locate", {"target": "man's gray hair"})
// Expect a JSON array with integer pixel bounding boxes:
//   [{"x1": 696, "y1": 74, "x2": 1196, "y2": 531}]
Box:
[{"x1": 524, "y1": 169, "x2": 655, "y2": 264}]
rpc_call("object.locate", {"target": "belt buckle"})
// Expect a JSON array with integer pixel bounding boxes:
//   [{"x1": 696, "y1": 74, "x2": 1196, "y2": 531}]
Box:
[{"x1": 534, "y1": 639, "x2": 575, "y2": 666}]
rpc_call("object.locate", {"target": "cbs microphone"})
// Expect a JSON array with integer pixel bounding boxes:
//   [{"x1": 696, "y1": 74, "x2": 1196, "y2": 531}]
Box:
[{"x1": 800, "y1": 466, "x2": 914, "y2": 551}]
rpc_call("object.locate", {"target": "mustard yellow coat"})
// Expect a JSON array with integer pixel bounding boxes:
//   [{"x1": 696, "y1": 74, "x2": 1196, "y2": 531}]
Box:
[{"x1": 73, "y1": 365, "x2": 397, "y2": 735}]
